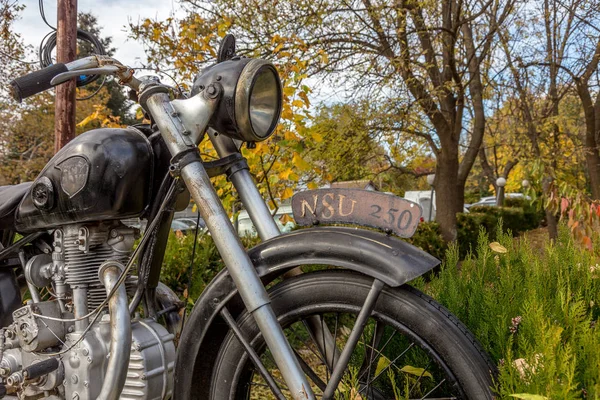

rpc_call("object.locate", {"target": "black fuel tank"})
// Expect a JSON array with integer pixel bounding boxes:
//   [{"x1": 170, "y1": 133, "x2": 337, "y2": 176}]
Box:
[{"x1": 15, "y1": 127, "x2": 154, "y2": 232}]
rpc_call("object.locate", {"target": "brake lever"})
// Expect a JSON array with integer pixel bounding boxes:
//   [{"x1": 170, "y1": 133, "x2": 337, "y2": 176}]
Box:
[{"x1": 50, "y1": 65, "x2": 121, "y2": 86}]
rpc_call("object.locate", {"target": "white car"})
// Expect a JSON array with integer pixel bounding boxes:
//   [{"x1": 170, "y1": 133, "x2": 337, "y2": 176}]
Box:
[
  {"x1": 466, "y1": 193, "x2": 531, "y2": 209},
  {"x1": 236, "y1": 204, "x2": 295, "y2": 237}
]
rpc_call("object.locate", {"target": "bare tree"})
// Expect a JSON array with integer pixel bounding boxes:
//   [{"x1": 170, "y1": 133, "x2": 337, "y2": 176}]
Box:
[
  {"x1": 497, "y1": 0, "x2": 600, "y2": 238},
  {"x1": 182, "y1": 0, "x2": 515, "y2": 241}
]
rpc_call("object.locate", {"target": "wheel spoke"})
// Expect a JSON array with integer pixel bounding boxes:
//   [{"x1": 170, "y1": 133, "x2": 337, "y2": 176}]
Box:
[
  {"x1": 357, "y1": 328, "x2": 397, "y2": 383},
  {"x1": 293, "y1": 348, "x2": 327, "y2": 392},
  {"x1": 321, "y1": 314, "x2": 329, "y2": 382},
  {"x1": 289, "y1": 323, "x2": 329, "y2": 369},
  {"x1": 322, "y1": 279, "x2": 385, "y2": 399},
  {"x1": 358, "y1": 320, "x2": 384, "y2": 386},
  {"x1": 359, "y1": 342, "x2": 416, "y2": 395},
  {"x1": 220, "y1": 308, "x2": 286, "y2": 400},
  {"x1": 408, "y1": 360, "x2": 432, "y2": 397},
  {"x1": 302, "y1": 314, "x2": 340, "y2": 372},
  {"x1": 420, "y1": 378, "x2": 447, "y2": 399}
]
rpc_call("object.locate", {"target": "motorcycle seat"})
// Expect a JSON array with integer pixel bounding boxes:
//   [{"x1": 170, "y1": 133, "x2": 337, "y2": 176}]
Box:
[{"x1": 0, "y1": 182, "x2": 32, "y2": 230}]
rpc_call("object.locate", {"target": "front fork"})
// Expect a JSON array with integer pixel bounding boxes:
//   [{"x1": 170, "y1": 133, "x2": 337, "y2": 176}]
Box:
[{"x1": 144, "y1": 90, "x2": 315, "y2": 400}]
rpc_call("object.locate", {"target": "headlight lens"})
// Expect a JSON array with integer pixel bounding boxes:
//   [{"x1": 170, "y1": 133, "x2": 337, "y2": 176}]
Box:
[
  {"x1": 249, "y1": 67, "x2": 280, "y2": 138},
  {"x1": 192, "y1": 58, "x2": 282, "y2": 143}
]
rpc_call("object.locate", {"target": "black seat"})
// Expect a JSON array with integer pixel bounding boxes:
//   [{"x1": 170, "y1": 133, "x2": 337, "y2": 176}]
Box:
[{"x1": 0, "y1": 182, "x2": 32, "y2": 230}]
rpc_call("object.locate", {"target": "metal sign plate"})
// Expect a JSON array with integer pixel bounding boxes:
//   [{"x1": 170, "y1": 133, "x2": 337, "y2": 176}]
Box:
[{"x1": 292, "y1": 189, "x2": 423, "y2": 238}]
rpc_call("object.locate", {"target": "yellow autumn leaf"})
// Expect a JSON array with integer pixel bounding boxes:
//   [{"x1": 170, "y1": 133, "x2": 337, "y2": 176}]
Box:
[
  {"x1": 292, "y1": 152, "x2": 311, "y2": 171},
  {"x1": 291, "y1": 99, "x2": 305, "y2": 108},
  {"x1": 375, "y1": 356, "x2": 391, "y2": 376},
  {"x1": 283, "y1": 86, "x2": 296, "y2": 96},
  {"x1": 279, "y1": 214, "x2": 294, "y2": 225},
  {"x1": 279, "y1": 169, "x2": 293, "y2": 180},
  {"x1": 311, "y1": 132, "x2": 324, "y2": 143},
  {"x1": 489, "y1": 242, "x2": 508, "y2": 253},
  {"x1": 281, "y1": 108, "x2": 293, "y2": 120},
  {"x1": 307, "y1": 181, "x2": 318, "y2": 190},
  {"x1": 282, "y1": 187, "x2": 294, "y2": 199},
  {"x1": 400, "y1": 365, "x2": 433, "y2": 379},
  {"x1": 509, "y1": 395, "x2": 548, "y2": 400},
  {"x1": 284, "y1": 130, "x2": 298, "y2": 141},
  {"x1": 77, "y1": 114, "x2": 96, "y2": 128}
]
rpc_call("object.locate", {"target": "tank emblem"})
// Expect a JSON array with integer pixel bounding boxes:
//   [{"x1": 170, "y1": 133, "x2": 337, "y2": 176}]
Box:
[{"x1": 56, "y1": 156, "x2": 90, "y2": 197}]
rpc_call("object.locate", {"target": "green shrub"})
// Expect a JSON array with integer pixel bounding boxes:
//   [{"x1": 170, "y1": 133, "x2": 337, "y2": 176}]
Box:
[
  {"x1": 159, "y1": 232, "x2": 259, "y2": 304},
  {"x1": 411, "y1": 204, "x2": 540, "y2": 260},
  {"x1": 416, "y1": 225, "x2": 600, "y2": 399},
  {"x1": 161, "y1": 223, "x2": 600, "y2": 397},
  {"x1": 407, "y1": 221, "x2": 447, "y2": 260},
  {"x1": 160, "y1": 233, "x2": 224, "y2": 302}
]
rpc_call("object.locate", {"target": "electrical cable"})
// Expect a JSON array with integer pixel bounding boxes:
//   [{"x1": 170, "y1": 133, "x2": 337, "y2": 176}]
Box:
[
  {"x1": 33, "y1": 180, "x2": 180, "y2": 357},
  {"x1": 32, "y1": 179, "x2": 180, "y2": 325},
  {"x1": 37, "y1": 0, "x2": 108, "y2": 97},
  {"x1": 181, "y1": 209, "x2": 203, "y2": 327},
  {"x1": 76, "y1": 76, "x2": 106, "y2": 101},
  {"x1": 38, "y1": 0, "x2": 55, "y2": 30},
  {"x1": 39, "y1": 28, "x2": 107, "y2": 87}
]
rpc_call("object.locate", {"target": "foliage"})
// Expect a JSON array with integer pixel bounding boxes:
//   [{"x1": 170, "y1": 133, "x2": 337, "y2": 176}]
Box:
[
  {"x1": 420, "y1": 226, "x2": 600, "y2": 398},
  {"x1": 406, "y1": 222, "x2": 447, "y2": 261},
  {"x1": 301, "y1": 102, "x2": 424, "y2": 194},
  {"x1": 77, "y1": 12, "x2": 136, "y2": 125},
  {"x1": 0, "y1": 9, "x2": 131, "y2": 184},
  {"x1": 130, "y1": 0, "x2": 517, "y2": 242},
  {"x1": 160, "y1": 231, "x2": 258, "y2": 304},
  {"x1": 409, "y1": 203, "x2": 543, "y2": 260},
  {"x1": 129, "y1": 14, "x2": 332, "y2": 212}
]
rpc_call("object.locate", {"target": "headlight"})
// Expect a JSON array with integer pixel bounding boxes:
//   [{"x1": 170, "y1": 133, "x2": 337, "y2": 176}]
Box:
[{"x1": 192, "y1": 58, "x2": 282, "y2": 143}]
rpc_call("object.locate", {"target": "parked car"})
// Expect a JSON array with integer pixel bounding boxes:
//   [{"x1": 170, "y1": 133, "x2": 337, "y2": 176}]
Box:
[
  {"x1": 465, "y1": 193, "x2": 531, "y2": 209},
  {"x1": 236, "y1": 204, "x2": 296, "y2": 237},
  {"x1": 176, "y1": 217, "x2": 206, "y2": 230},
  {"x1": 171, "y1": 218, "x2": 207, "y2": 235},
  {"x1": 404, "y1": 191, "x2": 470, "y2": 222}
]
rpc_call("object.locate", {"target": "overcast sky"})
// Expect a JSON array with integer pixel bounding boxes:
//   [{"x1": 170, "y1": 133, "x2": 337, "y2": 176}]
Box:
[
  {"x1": 14, "y1": 0, "x2": 180, "y2": 69},
  {"x1": 12, "y1": 0, "x2": 346, "y2": 105}
]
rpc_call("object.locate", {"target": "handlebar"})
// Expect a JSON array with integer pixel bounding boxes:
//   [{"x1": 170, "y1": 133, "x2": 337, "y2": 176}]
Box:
[
  {"x1": 9, "y1": 56, "x2": 140, "y2": 103},
  {"x1": 10, "y1": 63, "x2": 69, "y2": 103}
]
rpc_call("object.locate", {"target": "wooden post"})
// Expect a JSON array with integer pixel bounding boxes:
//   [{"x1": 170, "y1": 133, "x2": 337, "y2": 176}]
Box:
[{"x1": 54, "y1": 0, "x2": 77, "y2": 153}]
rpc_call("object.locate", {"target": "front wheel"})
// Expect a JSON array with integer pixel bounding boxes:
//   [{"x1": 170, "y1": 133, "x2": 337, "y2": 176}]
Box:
[{"x1": 209, "y1": 270, "x2": 496, "y2": 399}]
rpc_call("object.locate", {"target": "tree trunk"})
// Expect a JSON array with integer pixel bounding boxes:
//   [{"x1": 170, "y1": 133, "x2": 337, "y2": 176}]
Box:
[
  {"x1": 542, "y1": 176, "x2": 558, "y2": 240},
  {"x1": 587, "y1": 91, "x2": 600, "y2": 199},
  {"x1": 584, "y1": 143, "x2": 600, "y2": 199},
  {"x1": 435, "y1": 147, "x2": 460, "y2": 242}
]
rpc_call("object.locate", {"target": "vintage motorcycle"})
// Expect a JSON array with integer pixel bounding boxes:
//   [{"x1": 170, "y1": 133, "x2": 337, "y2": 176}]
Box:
[{"x1": 0, "y1": 35, "x2": 496, "y2": 399}]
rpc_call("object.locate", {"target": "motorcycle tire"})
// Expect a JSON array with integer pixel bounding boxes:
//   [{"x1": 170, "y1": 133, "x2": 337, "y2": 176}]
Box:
[{"x1": 209, "y1": 269, "x2": 496, "y2": 400}]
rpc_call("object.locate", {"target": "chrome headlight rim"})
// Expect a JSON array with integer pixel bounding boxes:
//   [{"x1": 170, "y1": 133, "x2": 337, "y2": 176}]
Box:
[{"x1": 235, "y1": 59, "x2": 282, "y2": 142}]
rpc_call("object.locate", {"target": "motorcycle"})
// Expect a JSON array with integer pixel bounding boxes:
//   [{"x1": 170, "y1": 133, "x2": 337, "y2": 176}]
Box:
[{"x1": 0, "y1": 35, "x2": 496, "y2": 399}]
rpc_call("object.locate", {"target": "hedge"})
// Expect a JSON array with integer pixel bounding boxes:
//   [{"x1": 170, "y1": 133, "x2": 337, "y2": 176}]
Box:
[{"x1": 408, "y1": 200, "x2": 544, "y2": 259}]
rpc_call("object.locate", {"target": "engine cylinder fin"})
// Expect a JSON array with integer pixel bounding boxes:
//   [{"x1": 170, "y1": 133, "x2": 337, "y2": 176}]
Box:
[{"x1": 60, "y1": 223, "x2": 135, "y2": 309}]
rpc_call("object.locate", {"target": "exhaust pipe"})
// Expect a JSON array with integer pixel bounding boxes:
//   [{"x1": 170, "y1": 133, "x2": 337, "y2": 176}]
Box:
[{"x1": 97, "y1": 261, "x2": 131, "y2": 400}]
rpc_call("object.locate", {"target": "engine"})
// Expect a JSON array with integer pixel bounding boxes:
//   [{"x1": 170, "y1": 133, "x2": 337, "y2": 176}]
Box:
[{"x1": 0, "y1": 222, "x2": 176, "y2": 400}]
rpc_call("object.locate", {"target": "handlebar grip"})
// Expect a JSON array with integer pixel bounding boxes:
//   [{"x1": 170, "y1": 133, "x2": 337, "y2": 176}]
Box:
[{"x1": 9, "y1": 63, "x2": 69, "y2": 103}]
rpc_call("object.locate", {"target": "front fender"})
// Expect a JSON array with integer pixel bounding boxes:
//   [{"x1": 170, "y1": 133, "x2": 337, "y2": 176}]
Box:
[{"x1": 174, "y1": 226, "x2": 439, "y2": 399}]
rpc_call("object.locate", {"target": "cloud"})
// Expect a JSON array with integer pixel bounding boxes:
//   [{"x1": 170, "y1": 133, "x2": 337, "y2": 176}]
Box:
[{"x1": 14, "y1": 0, "x2": 179, "y2": 68}]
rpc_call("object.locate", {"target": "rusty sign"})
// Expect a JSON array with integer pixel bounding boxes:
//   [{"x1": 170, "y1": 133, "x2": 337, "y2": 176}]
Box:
[{"x1": 291, "y1": 189, "x2": 423, "y2": 238}]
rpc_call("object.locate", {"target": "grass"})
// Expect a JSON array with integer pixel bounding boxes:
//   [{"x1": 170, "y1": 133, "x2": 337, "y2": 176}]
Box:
[
  {"x1": 161, "y1": 224, "x2": 600, "y2": 399},
  {"x1": 416, "y1": 226, "x2": 600, "y2": 399}
]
